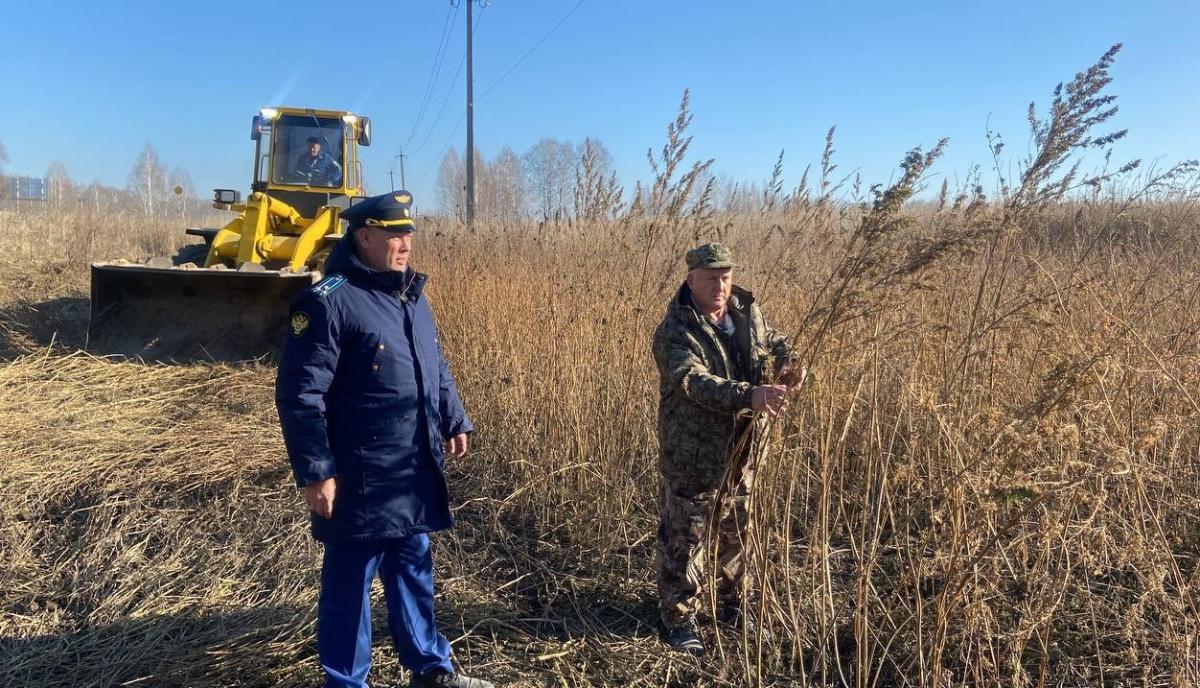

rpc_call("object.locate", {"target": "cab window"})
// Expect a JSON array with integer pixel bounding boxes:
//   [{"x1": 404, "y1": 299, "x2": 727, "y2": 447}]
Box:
[{"x1": 271, "y1": 114, "x2": 345, "y2": 188}]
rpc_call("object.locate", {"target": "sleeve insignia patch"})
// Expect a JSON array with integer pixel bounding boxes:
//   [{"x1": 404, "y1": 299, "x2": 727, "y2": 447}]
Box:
[{"x1": 291, "y1": 311, "x2": 311, "y2": 337}]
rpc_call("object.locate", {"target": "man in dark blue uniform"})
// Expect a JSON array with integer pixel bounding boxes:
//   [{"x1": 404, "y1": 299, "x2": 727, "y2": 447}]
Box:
[
  {"x1": 292, "y1": 136, "x2": 343, "y2": 186},
  {"x1": 276, "y1": 191, "x2": 493, "y2": 688}
]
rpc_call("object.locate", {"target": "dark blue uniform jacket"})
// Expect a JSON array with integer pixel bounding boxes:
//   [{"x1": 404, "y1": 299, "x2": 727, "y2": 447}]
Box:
[{"x1": 275, "y1": 237, "x2": 473, "y2": 542}]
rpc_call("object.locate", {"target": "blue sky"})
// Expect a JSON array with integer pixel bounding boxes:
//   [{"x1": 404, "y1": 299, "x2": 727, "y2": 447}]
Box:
[{"x1": 2, "y1": 1, "x2": 1197, "y2": 207}]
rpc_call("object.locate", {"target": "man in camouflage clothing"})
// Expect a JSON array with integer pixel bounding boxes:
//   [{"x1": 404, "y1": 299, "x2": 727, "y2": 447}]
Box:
[{"x1": 651, "y1": 243, "x2": 803, "y2": 656}]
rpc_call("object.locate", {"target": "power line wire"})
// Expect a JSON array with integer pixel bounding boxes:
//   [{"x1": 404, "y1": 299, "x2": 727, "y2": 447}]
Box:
[
  {"x1": 415, "y1": 111, "x2": 468, "y2": 189},
  {"x1": 406, "y1": 4, "x2": 457, "y2": 146},
  {"x1": 410, "y1": 7, "x2": 483, "y2": 159},
  {"x1": 412, "y1": 54, "x2": 465, "y2": 158},
  {"x1": 394, "y1": 3, "x2": 458, "y2": 169},
  {"x1": 476, "y1": 0, "x2": 585, "y2": 102},
  {"x1": 416, "y1": 1, "x2": 586, "y2": 192}
]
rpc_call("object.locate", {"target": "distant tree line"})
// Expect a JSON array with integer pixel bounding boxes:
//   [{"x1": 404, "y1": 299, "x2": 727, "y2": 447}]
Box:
[
  {"x1": 433, "y1": 135, "x2": 826, "y2": 224},
  {"x1": 0, "y1": 137, "x2": 203, "y2": 218},
  {"x1": 436, "y1": 137, "x2": 630, "y2": 223}
]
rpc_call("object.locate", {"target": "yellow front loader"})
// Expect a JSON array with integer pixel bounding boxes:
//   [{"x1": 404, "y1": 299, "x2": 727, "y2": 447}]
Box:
[{"x1": 89, "y1": 106, "x2": 373, "y2": 361}]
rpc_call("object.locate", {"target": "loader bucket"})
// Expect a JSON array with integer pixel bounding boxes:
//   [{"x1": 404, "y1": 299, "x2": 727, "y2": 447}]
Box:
[{"x1": 88, "y1": 262, "x2": 319, "y2": 362}]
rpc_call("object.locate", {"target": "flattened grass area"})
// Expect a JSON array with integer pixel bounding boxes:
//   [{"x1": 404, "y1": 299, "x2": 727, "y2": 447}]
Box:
[{"x1": 0, "y1": 259, "x2": 735, "y2": 688}]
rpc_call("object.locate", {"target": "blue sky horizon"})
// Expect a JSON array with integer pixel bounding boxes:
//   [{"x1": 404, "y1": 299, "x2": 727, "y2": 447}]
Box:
[{"x1": 2, "y1": 1, "x2": 1197, "y2": 209}]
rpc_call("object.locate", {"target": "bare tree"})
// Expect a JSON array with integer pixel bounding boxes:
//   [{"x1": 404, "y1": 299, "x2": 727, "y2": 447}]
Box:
[
  {"x1": 0, "y1": 138, "x2": 9, "y2": 195},
  {"x1": 46, "y1": 161, "x2": 74, "y2": 206},
  {"x1": 81, "y1": 179, "x2": 112, "y2": 213},
  {"x1": 435, "y1": 148, "x2": 466, "y2": 220},
  {"x1": 472, "y1": 148, "x2": 498, "y2": 223},
  {"x1": 484, "y1": 146, "x2": 527, "y2": 223},
  {"x1": 523, "y1": 138, "x2": 577, "y2": 222},
  {"x1": 128, "y1": 143, "x2": 169, "y2": 217}
]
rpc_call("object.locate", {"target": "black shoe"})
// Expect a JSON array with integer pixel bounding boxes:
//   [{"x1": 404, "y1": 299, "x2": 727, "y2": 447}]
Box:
[
  {"x1": 409, "y1": 669, "x2": 495, "y2": 688},
  {"x1": 661, "y1": 620, "x2": 706, "y2": 656}
]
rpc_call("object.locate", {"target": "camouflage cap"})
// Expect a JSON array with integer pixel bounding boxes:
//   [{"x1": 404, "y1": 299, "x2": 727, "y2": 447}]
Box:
[{"x1": 685, "y1": 243, "x2": 740, "y2": 270}]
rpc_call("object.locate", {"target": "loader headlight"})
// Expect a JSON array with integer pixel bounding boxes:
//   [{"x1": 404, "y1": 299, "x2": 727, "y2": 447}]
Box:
[
  {"x1": 260, "y1": 107, "x2": 279, "y2": 120},
  {"x1": 213, "y1": 189, "x2": 241, "y2": 205}
]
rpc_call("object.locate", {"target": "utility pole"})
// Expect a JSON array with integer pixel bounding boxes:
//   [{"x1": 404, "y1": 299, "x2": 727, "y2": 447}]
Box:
[
  {"x1": 391, "y1": 151, "x2": 407, "y2": 191},
  {"x1": 465, "y1": 0, "x2": 475, "y2": 226}
]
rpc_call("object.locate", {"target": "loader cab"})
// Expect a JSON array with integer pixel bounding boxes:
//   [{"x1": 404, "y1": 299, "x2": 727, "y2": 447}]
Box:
[{"x1": 250, "y1": 106, "x2": 371, "y2": 217}]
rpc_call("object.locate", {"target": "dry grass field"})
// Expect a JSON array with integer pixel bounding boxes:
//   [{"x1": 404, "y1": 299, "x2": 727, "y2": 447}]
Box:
[{"x1": 3, "y1": 53, "x2": 1200, "y2": 687}]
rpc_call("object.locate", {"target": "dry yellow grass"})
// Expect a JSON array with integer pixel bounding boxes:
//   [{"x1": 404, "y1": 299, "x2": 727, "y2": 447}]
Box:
[
  {"x1": 3, "y1": 185, "x2": 1200, "y2": 687},
  {"x1": 3, "y1": 48, "x2": 1200, "y2": 687}
]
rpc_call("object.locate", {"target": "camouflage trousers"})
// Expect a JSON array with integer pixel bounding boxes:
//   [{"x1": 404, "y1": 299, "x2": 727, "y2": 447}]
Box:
[{"x1": 656, "y1": 465, "x2": 754, "y2": 629}]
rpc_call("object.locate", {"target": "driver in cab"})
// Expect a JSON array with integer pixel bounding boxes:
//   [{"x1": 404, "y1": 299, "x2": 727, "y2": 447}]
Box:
[{"x1": 293, "y1": 136, "x2": 343, "y2": 186}]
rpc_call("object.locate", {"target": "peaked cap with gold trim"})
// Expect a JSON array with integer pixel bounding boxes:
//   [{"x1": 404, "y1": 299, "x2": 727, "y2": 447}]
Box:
[{"x1": 341, "y1": 190, "x2": 417, "y2": 232}]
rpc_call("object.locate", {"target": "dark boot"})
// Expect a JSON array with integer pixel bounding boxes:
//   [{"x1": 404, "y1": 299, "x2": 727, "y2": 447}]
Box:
[
  {"x1": 409, "y1": 669, "x2": 495, "y2": 688},
  {"x1": 661, "y1": 619, "x2": 706, "y2": 656}
]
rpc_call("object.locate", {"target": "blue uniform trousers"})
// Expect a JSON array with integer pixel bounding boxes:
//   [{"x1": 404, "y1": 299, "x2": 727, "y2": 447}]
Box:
[{"x1": 318, "y1": 534, "x2": 453, "y2": 687}]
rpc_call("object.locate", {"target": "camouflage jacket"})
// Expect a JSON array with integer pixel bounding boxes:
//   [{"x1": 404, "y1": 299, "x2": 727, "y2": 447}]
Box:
[{"x1": 652, "y1": 283, "x2": 792, "y2": 495}]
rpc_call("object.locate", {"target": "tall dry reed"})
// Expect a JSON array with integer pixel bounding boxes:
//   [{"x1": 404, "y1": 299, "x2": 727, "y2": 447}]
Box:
[{"x1": 1, "y1": 45, "x2": 1199, "y2": 687}]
